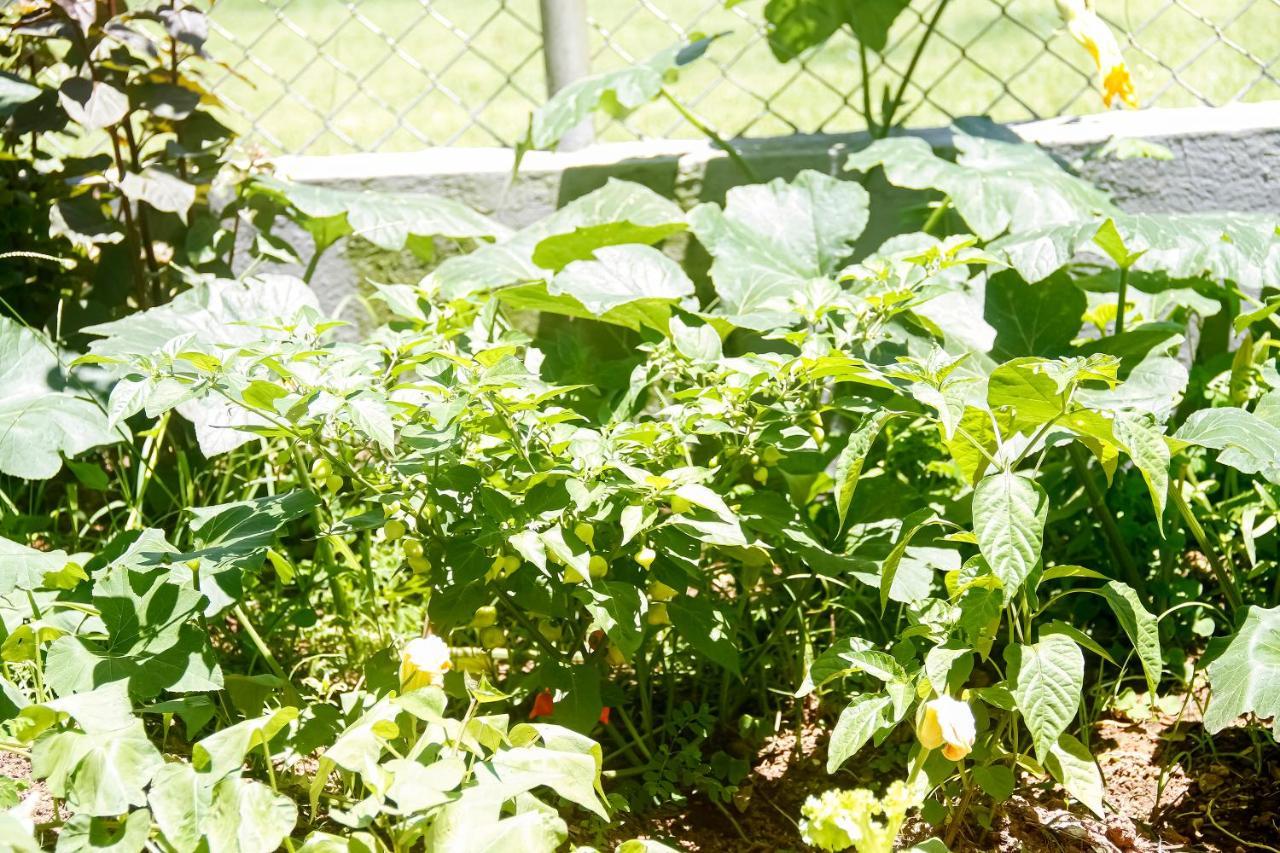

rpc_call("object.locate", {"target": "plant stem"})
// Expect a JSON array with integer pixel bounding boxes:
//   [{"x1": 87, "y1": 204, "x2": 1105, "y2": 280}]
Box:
[
  {"x1": 233, "y1": 603, "x2": 300, "y2": 705},
  {"x1": 1067, "y1": 444, "x2": 1146, "y2": 595},
  {"x1": 1170, "y1": 478, "x2": 1244, "y2": 614},
  {"x1": 881, "y1": 0, "x2": 952, "y2": 134},
  {"x1": 858, "y1": 41, "x2": 876, "y2": 137},
  {"x1": 659, "y1": 89, "x2": 760, "y2": 183},
  {"x1": 1115, "y1": 266, "x2": 1130, "y2": 336},
  {"x1": 921, "y1": 198, "x2": 950, "y2": 235}
]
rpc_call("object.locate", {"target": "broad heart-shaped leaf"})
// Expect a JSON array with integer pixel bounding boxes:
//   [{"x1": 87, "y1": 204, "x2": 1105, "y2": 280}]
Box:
[
  {"x1": 973, "y1": 471, "x2": 1047, "y2": 600},
  {"x1": 1099, "y1": 581, "x2": 1162, "y2": 696},
  {"x1": 0, "y1": 318, "x2": 120, "y2": 480},
  {"x1": 149, "y1": 763, "x2": 213, "y2": 853},
  {"x1": 55, "y1": 808, "x2": 152, "y2": 853},
  {"x1": 763, "y1": 0, "x2": 912, "y2": 58},
  {"x1": 689, "y1": 170, "x2": 869, "y2": 329},
  {"x1": 0, "y1": 72, "x2": 42, "y2": 119},
  {"x1": 984, "y1": 270, "x2": 1085, "y2": 361},
  {"x1": 58, "y1": 78, "x2": 128, "y2": 129},
  {"x1": 833, "y1": 411, "x2": 898, "y2": 530},
  {"x1": 520, "y1": 35, "x2": 719, "y2": 155},
  {"x1": 1045, "y1": 733, "x2": 1105, "y2": 817},
  {"x1": 84, "y1": 275, "x2": 319, "y2": 456},
  {"x1": 1205, "y1": 604, "x2": 1280, "y2": 738},
  {"x1": 826, "y1": 693, "x2": 893, "y2": 773},
  {"x1": 206, "y1": 775, "x2": 298, "y2": 853},
  {"x1": 32, "y1": 717, "x2": 163, "y2": 816},
  {"x1": 250, "y1": 176, "x2": 508, "y2": 252},
  {"x1": 193, "y1": 706, "x2": 300, "y2": 781},
  {"x1": 425, "y1": 179, "x2": 685, "y2": 299},
  {"x1": 0, "y1": 536, "x2": 73, "y2": 596},
  {"x1": 544, "y1": 244, "x2": 694, "y2": 320},
  {"x1": 1174, "y1": 407, "x2": 1280, "y2": 484},
  {"x1": 668, "y1": 596, "x2": 740, "y2": 674},
  {"x1": 491, "y1": 726, "x2": 608, "y2": 820},
  {"x1": 119, "y1": 168, "x2": 196, "y2": 221},
  {"x1": 991, "y1": 212, "x2": 1280, "y2": 289},
  {"x1": 1008, "y1": 634, "x2": 1084, "y2": 761},
  {"x1": 845, "y1": 132, "x2": 1113, "y2": 241}
]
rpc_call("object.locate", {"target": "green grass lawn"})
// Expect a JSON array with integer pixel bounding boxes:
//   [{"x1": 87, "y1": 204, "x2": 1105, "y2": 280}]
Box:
[{"x1": 206, "y1": 0, "x2": 1279, "y2": 155}]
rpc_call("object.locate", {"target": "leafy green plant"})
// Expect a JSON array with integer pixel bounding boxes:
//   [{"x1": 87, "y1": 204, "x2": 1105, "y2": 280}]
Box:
[
  {"x1": 0, "y1": 73, "x2": 1277, "y2": 851},
  {"x1": 0, "y1": 0, "x2": 235, "y2": 325}
]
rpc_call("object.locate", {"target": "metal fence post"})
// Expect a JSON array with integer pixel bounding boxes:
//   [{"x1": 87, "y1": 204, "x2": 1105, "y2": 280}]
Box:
[{"x1": 538, "y1": 0, "x2": 594, "y2": 150}]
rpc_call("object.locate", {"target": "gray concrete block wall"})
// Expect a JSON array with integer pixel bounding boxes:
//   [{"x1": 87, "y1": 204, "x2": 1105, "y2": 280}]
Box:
[{"x1": 265, "y1": 102, "x2": 1280, "y2": 315}]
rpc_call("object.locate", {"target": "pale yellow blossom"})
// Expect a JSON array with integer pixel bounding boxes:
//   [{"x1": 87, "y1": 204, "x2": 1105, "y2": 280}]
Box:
[
  {"x1": 1057, "y1": 0, "x2": 1138, "y2": 108},
  {"x1": 399, "y1": 634, "x2": 451, "y2": 692},
  {"x1": 916, "y1": 695, "x2": 976, "y2": 761}
]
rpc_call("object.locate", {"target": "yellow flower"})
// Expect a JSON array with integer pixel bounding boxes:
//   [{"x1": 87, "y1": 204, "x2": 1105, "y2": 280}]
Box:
[
  {"x1": 1057, "y1": 0, "x2": 1138, "y2": 108},
  {"x1": 399, "y1": 634, "x2": 451, "y2": 692},
  {"x1": 916, "y1": 695, "x2": 976, "y2": 761}
]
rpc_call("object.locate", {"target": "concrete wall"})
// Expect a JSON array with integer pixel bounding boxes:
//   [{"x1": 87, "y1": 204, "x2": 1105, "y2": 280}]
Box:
[{"x1": 265, "y1": 102, "x2": 1280, "y2": 314}]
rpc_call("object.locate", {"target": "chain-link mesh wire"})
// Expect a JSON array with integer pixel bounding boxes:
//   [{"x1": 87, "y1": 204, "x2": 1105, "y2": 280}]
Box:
[{"x1": 205, "y1": 0, "x2": 1280, "y2": 155}]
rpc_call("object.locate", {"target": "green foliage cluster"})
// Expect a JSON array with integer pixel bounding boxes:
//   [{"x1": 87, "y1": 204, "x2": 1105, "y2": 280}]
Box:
[{"x1": 0, "y1": 16, "x2": 1278, "y2": 853}]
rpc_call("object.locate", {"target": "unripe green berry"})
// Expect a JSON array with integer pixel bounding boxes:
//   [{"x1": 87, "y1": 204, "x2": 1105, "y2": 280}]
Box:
[
  {"x1": 472, "y1": 605, "x2": 498, "y2": 628},
  {"x1": 573, "y1": 522, "x2": 595, "y2": 547},
  {"x1": 588, "y1": 555, "x2": 609, "y2": 578},
  {"x1": 383, "y1": 519, "x2": 407, "y2": 541}
]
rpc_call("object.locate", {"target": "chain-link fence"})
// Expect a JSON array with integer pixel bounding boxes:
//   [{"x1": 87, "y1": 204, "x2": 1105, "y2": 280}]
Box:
[{"x1": 205, "y1": 0, "x2": 1280, "y2": 156}]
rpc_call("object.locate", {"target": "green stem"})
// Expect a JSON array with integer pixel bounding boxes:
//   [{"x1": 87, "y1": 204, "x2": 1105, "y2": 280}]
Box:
[
  {"x1": 858, "y1": 41, "x2": 876, "y2": 137},
  {"x1": 660, "y1": 89, "x2": 761, "y2": 183},
  {"x1": 1067, "y1": 444, "x2": 1146, "y2": 595},
  {"x1": 233, "y1": 603, "x2": 300, "y2": 705},
  {"x1": 881, "y1": 0, "x2": 952, "y2": 134},
  {"x1": 127, "y1": 411, "x2": 170, "y2": 530},
  {"x1": 921, "y1": 198, "x2": 951, "y2": 235},
  {"x1": 1115, "y1": 266, "x2": 1130, "y2": 336},
  {"x1": 1170, "y1": 478, "x2": 1243, "y2": 613}
]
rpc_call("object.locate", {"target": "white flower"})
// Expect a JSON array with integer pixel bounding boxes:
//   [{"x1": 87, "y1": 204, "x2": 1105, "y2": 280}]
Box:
[{"x1": 400, "y1": 634, "x2": 451, "y2": 692}]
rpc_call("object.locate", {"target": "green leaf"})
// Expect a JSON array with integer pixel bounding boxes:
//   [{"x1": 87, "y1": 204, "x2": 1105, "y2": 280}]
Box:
[
  {"x1": 1008, "y1": 634, "x2": 1084, "y2": 761},
  {"x1": 689, "y1": 170, "x2": 869, "y2": 329},
  {"x1": 84, "y1": 276, "x2": 319, "y2": 456},
  {"x1": 973, "y1": 471, "x2": 1047, "y2": 599},
  {"x1": 148, "y1": 763, "x2": 213, "y2": 853},
  {"x1": 845, "y1": 132, "x2": 1112, "y2": 241},
  {"x1": 984, "y1": 271, "x2": 1085, "y2": 361},
  {"x1": 205, "y1": 775, "x2": 298, "y2": 853},
  {"x1": 583, "y1": 582, "x2": 644, "y2": 658},
  {"x1": 799, "y1": 642, "x2": 908, "y2": 697},
  {"x1": 0, "y1": 536, "x2": 74, "y2": 596},
  {"x1": 521, "y1": 35, "x2": 719, "y2": 155},
  {"x1": 1174, "y1": 407, "x2": 1280, "y2": 484},
  {"x1": 118, "y1": 168, "x2": 196, "y2": 221},
  {"x1": 972, "y1": 765, "x2": 1015, "y2": 803},
  {"x1": 826, "y1": 693, "x2": 892, "y2": 773},
  {"x1": 0, "y1": 318, "x2": 120, "y2": 480},
  {"x1": 762, "y1": 0, "x2": 912, "y2": 58},
  {"x1": 991, "y1": 212, "x2": 1279, "y2": 289},
  {"x1": 1112, "y1": 415, "x2": 1170, "y2": 529},
  {"x1": 879, "y1": 508, "x2": 938, "y2": 611},
  {"x1": 1204, "y1": 604, "x2": 1280, "y2": 739},
  {"x1": 497, "y1": 723, "x2": 608, "y2": 819},
  {"x1": 833, "y1": 411, "x2": 898, "y2": 530},
  {"x1": 32, "y1": 717, "x2": 163, "y2": 816},
  {"x1": 1099, "y1": 581, "x2": 1162, "y2": 696},
  {"x1": 547, "y1": 245, "x2": 694, "y2": 317},
  {"x1": 427, "y1": 180, "x2": 684, "y2": 299},
  {"x1": 668, "y1": 597, "x2": 740, "y2": 674},
  {"x1": 55, "y1": 809, "x2": 152, "y2": 853},
  {"x1": 193, "y1": 706, "x2": 299, "y2": 780},
  {"x1": 0, "y1": 72, "x2": 42, "y2": 119},
  {"x1": 58, "y1": 78, "x2": 128, "y2": 130},
  {"x1": 1045, "y1": 733, "x2": 1104, "y2": 817},
  {"x1": 250, "y1": 176, "x2": 508, "y2": 251}
]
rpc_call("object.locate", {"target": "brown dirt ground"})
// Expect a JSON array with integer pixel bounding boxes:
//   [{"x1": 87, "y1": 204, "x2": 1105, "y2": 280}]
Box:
[{"x1": 604, "y1": 693, "x2": 1280, "y2": 853}]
